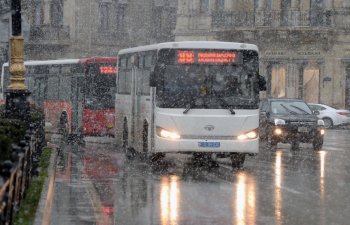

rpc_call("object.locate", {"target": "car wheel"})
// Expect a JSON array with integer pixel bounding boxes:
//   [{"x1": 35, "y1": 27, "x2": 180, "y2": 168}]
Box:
[
  {"x1": 312, "y1": 137, "x2": 324, "y2": 151},
  {"x1": 322, "y1": 118, "x2": 333, "y2": 129},
  {"x1": 231, "y1": 153, "x2": 245, "y2": 169},
  {"x1": 266, "y1": 133, "x2": 277, "y2": 150}
]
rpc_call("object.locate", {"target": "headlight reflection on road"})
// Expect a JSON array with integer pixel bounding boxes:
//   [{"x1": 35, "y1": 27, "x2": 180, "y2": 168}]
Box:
[
  {"x1": 275, "y1": 150, "x2": 283, "y2": 225},
  {"x1": 319, "y1": 151, "x2": 327, "y2": 225},
  {"x1": 234, "y1": 171, "x2": 256, "y2": 225},
  {"x1": 160, "y1": 175, "x2": 179, "y2": 225}
]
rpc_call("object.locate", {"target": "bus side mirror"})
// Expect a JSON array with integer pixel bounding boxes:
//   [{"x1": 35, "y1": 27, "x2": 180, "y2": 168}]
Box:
[
  {"x1": 150, "y1": 71, "x2": 157, "y2": 87},
  {"x1": 258, "y1": 75, "x2": 267, "y2": 91}
]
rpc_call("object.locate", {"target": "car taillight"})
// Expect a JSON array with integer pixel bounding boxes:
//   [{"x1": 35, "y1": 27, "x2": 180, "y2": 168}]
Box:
[{"x1": 337, "y1": 112, "x2": 349, "y2": 116}]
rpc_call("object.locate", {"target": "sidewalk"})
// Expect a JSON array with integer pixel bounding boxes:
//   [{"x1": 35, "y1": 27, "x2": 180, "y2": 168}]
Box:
[{"x1": 33, "y1": 135, "x2": 61, "y2": 225}]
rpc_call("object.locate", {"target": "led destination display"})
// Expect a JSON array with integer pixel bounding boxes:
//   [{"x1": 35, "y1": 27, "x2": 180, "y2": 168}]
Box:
[{"x1": 177, "y1": 50, "x2": 239, "y2": 64}]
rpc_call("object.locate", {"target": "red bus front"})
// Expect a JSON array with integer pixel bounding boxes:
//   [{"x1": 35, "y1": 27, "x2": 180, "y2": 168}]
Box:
[{"x1": 82, "y1": 58, "x2": 117, "y2": 136}]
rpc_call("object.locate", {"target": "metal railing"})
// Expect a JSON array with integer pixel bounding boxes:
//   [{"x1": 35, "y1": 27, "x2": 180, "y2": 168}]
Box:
[
  {"x1": 0, "y1": 119, "x2": 45, "y2": 225},
  {"x1": 211, "y1": 9, "x2": 350, "y2": 29}
]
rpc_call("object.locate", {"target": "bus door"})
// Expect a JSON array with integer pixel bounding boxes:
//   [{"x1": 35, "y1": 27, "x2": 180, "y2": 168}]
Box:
[
  {"x1": 130, "y1": 62, "x2": 139, "y2": 145},
  {"x1": 133, "y1": 63, "x2": 145, "y2": 149},
  {"x1": 71, "y1": 75, "x2": 85, "y2": 135}
]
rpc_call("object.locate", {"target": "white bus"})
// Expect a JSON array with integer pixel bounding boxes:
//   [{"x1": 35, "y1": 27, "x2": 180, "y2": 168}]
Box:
[{"x1": 115, "y1": 41, "x2": 265, "y2": 168}]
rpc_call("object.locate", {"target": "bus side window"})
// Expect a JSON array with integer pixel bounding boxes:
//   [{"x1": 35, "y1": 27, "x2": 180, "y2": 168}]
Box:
[
  {"x1": 72, "y1": 64, "x2": 83, "y2": 74},
  {"x1": 61, "y1": 65, "x2": 72, "y2": 74},
  {"x1": 142, "y1": 70, "x2": 150, "y2": 95},
  {"x1": 49, "y1": 65, "x2": 61, "y2": 74},
  {"x1": 127, "y1": 56, "x2": 133, "y2": 69},
  {"x1": 138, "y1": 55, "x2": 144, "y2": 68},
  {"x1": 141, "y1": 53, "x2": 152, "y2": 95},
  {"x1": 145, "y1": 55, "x2": 152, "y2": 68},
  {"x1": 34, "y1": 77, "x2": 47, "y2": 107},
  {"x1": 125, "y1": 69, "x2": 132, "y2": 94},
  {"x1": 26, "y1": 76, "x2": 35, "y2": 92},
  {"x1": 47, "y1": 77, "x2": 59, "y2": 100},
  {"x1": 59, "y1": 76, "x2": 71, "y2": 100},
  {"x1": 118, "y1": 57, "x2": 127, "y2": 94}
]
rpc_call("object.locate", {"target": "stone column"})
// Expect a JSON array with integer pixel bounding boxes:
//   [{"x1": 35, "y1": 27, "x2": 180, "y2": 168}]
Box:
[{"x1": 296, "y1": 61, "x2": 307, "y2": 99}]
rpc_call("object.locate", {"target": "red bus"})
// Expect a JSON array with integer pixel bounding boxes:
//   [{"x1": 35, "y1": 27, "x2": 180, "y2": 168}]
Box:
[{"x1": 0, "y1": 57, "x2": 117, "y2": 138}]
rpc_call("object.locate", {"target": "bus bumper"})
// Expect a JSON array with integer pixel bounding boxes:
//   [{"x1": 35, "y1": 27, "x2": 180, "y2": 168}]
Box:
[{"x1": 154, "y1": 136, "x2": 259, "y2": 154}]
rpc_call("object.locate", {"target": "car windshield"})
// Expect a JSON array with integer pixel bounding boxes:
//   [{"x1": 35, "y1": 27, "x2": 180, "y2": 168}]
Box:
[{"x1": 271, "y1": 101, "x2": 312, "y2": 115}]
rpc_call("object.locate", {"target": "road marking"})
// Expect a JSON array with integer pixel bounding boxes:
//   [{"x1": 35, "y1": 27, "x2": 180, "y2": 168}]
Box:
[{"x1": 41, "y1": 150, "x2": 57, "y2": 225}]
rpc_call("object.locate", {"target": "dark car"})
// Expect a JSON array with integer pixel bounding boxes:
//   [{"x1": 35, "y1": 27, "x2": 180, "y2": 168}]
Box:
[{"x1": 259, "y1": 98, "x2": 325, "y2": 150}]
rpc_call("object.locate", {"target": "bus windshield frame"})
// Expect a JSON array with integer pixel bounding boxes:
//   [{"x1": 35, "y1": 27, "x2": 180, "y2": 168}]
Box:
[{"x1": 154, "y1": 48, "x2": 260, "y2": 109}]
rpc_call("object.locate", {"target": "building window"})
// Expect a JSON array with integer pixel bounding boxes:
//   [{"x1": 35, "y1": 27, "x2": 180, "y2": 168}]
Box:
[
  {"x1": 303, "y1": 65, "x2": 320, "y2": 103},
  {"x1": 116, "y1": 4, "x2": 127, "y2": 32},
  {"x1": 311, "y1": 0, "x2": 325, "y2": 26},
  {"x1": 200, "y1": 0, "x2": 209, "y2": 13},
  {"x1": 270, "y1": 64, "x2": 286, "y2": 98},
  {"x1": 50, "y1": 0, "x2": 63, "y2": 26},
  {"x1": 99, "y1": 2, "x2": 110, "y2": 30},
  {"x1": 281, "y1": 0, "x2": 291, "y2": 26},
  {"x1": 216, "y1": 0, "x2": 225, "y2": 11},
  {"x1": 32, "y1": 0, "x2": 43, "y2": 26}
]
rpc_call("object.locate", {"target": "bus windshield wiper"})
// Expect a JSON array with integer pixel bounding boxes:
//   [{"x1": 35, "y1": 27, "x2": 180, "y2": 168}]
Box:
[
  {"x1": 280, "y1": 104, "x2": 298, "y2": 115},
  {"x1": 289, "y1": 105, "x2": 310, "y2": 114},
  {"x1": 219, "y1": 98, "x2": 235, "y2": 115}
]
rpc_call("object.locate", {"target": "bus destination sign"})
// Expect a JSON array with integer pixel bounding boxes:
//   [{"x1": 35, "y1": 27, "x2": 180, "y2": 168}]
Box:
[
  {"x1": 177, "y1": 50, "x2": 238, "y2": 64},
  {"x1": 100, "y1": 66, "x2": 117, "y2": 74}
]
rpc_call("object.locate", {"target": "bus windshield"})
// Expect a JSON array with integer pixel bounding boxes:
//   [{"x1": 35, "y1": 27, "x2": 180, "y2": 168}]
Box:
[
  {"x1": 156, "y1": 49, "x2": 259, "y2": 109},
  {"x1": 85, "y1": 64, "x2": 116, "y2": 110}
]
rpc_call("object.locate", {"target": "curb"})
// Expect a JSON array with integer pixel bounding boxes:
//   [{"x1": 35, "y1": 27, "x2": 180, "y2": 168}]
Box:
[{"x1": 33, "y1": 145, "x2": 58, "y2": 225}]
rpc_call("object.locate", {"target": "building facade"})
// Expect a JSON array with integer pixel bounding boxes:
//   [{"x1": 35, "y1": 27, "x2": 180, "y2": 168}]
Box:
[
  {"x1": 175, "y1": 0, "x2": 350, "y2": 109},
  {"x1": 0, "y1": 0, "x2": 178, "y2": 61},
  {"x1": 0, "y1": 0, "x2": 10, "y2": 67}
]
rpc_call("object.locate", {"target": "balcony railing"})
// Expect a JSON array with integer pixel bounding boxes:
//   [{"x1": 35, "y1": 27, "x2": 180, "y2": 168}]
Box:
[
  {"x1": 29, "y1": 25, "x2": 70, "y2": 45},
  {"x1": 211, "y1": 10, "x2": 350, "y2": 29}
]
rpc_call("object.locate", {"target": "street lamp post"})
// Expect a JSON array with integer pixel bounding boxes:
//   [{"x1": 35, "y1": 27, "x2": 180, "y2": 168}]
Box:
[{"x1": 5, "y1": 0, "x2": 30, "y2": 121}]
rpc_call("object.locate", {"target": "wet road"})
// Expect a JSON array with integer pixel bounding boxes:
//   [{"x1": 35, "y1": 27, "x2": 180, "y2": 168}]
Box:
[{"x1": 49, "y1": 129, "x2": 350, "y2": 225}]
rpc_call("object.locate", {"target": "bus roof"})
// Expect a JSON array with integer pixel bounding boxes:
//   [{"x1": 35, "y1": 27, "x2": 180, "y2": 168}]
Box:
[
  {"x1": 79, "y1": 57, "x2": 117, "y2": 64},
  {"x1": 2, "y1": 57, "x2": 117, "y2": 67},
  {"x1": 118, "y1": 41, "x2": 259, "y2": 55}
]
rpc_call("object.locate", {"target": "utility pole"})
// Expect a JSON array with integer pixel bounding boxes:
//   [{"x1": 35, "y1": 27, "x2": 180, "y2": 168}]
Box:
[{"x1": 5, "y1": 0, "x2": 30, "y2": 121}]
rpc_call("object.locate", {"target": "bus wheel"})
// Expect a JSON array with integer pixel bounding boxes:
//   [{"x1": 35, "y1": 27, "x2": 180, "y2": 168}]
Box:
[{"x1": 230, "y1": 153, "x2": 245, "y2": 169}]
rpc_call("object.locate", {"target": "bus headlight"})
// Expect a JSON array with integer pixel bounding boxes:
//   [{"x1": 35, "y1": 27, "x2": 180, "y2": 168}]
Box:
[
  {"x1": 156, "y1": 127, "x2": 180, "y2": 140},
  {"x1": 274, "y1": 128, "x2": 283, "y2": 135},
  {"x1": 237, "y1": 129, "x2": 258, "y2": 140}
]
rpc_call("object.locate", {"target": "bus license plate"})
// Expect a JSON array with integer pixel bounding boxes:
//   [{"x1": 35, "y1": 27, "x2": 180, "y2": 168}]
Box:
[
  {"x1": 198, "y1": 142, "x2": 220, "y2": 148},
  {"x1": 298, "y1": 127, "x2": 309, "y2": 132}
]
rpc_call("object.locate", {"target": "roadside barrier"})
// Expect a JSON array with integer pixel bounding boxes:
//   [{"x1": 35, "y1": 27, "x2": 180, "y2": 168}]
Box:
[{"x1": 0, "y1": 119, "x2": 45, "y2": 225}]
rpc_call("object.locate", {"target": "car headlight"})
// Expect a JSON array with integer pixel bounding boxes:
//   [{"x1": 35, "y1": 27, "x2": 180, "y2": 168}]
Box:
[
  {"x1": 274, "y1": 128, "x2": 283, "y2": 135},
  {"x1": 237, "y1": 129, "x2": 258, "y2": 140},
  {"x1": 156, "y1": 127, "x2": 180, "y2": 140},
  {"x1": 274, "y1": 119, "x2": 286, "y2": 126},
  {"x1": 317, "y1": 120, "x2": 325, "y2": 126}
]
